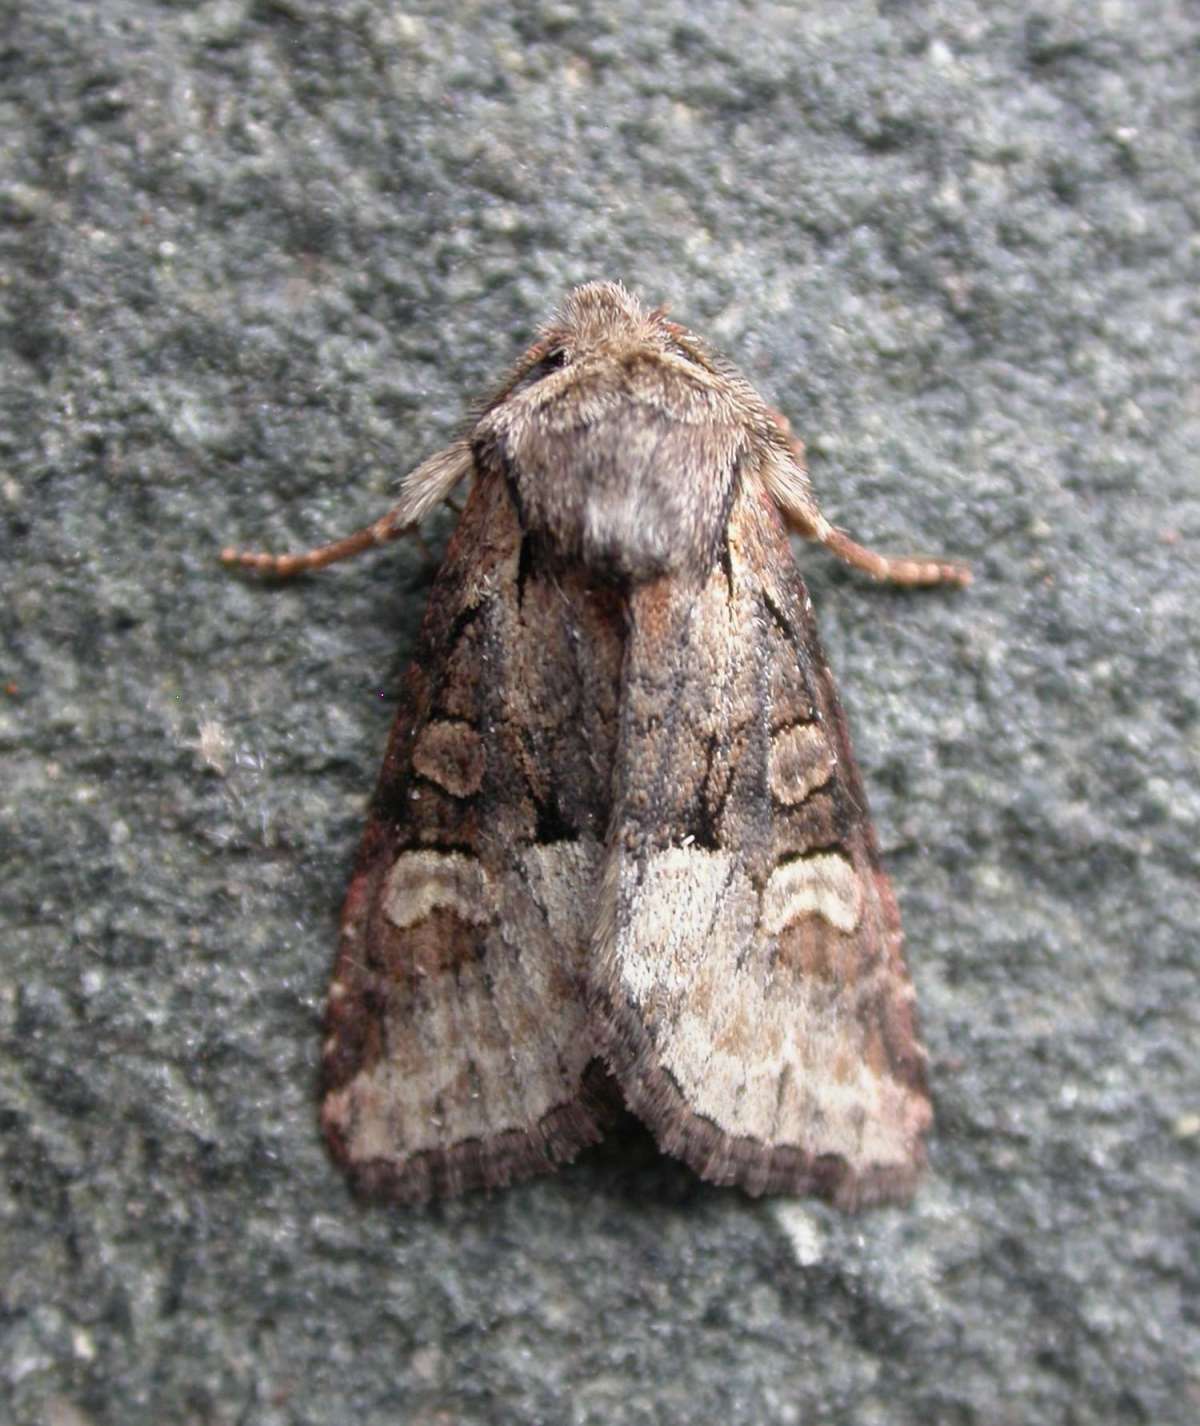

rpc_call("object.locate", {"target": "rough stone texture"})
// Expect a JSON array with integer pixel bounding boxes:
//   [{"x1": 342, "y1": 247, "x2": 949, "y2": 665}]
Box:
[{"x1": 2, "y1": 3, "x2": 1197, "y2": 1423}]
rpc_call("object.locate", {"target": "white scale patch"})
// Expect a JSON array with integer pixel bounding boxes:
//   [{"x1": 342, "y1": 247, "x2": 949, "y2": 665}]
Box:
[
  {"x1": 616, "y1": 846, "x2": 756, "y2": 1003},
  {"x1": 762, "y1": 852, "x2": 863, "y2": 935},
  {"x1": 518, "y1": 840, "x2": 600, "y2": 947},
  {"x1": 383, "y1": 850, "x2": 492, "y2": 929}
]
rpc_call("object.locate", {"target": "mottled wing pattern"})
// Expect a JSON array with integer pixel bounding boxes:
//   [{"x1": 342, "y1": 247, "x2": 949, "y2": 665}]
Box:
[
  {"x1": 592, "y1": 481, "x2": 931, "y2": 1208},
  {"x1": 321, "y1": 472, "x2": 623, "y2": 1202}
]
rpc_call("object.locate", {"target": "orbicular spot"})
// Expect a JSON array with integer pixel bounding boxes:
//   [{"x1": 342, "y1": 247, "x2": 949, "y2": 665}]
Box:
[
  {"x1": 761, "y1": 852, "x2": 863, "y2": 935},
  {"x1": 412, "y1": 720, "x2": 485, "y2": 797},
  {"x1": 383, "y1": 850, "x2": 492, "y2": 930},
  {"x1": 768, "y1": 723, "x2": 836, "y2": 806}
]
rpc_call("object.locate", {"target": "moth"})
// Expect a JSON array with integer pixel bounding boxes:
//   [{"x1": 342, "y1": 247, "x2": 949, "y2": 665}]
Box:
[{"x1": 223, "y1": 282, "x2": 970, "y2": 1209}]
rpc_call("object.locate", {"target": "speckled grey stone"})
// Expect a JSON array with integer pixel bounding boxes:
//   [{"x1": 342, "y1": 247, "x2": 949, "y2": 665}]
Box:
[{"x1": 2, "y1": 3, "x2": 1197, "y2": 1424}]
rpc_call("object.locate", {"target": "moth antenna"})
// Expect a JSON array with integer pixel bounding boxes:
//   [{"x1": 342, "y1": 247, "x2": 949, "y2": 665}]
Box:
[{"x1": 220, "y1": 440, "x2": 472, "y2": 578}]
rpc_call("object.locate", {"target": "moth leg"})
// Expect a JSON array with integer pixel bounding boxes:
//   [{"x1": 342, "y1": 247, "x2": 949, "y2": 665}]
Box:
[
  {"x1": 765, "y1": 407, "x2": 972, "y2": 589},
  {"x1": 220, "y1": 511, "x2": 414, "y2": 576},
  {"x1": 816, "y1": 526, "x2": 972, "y2": 588},
  {"x1": 220, "y1": 439, "x2": 472, "y2": 578}
]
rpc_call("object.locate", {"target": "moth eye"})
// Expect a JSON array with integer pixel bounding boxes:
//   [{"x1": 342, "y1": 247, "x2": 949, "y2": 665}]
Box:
[
  {"x1": 663, "y1": 338, "x2": 704, "y2": 369},
  {"x1": 508, "y1": 347, "x2": 570, "y2": 397},
  {"x1": 535, "y1": 348, "x2": 568, "y2": 376}
]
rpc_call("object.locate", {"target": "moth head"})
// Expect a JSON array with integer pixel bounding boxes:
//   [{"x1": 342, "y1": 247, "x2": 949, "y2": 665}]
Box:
[
  {"x1": 510, "y1": 282, "x2": 722, "y2": 385},
  {"x1": 472, "y1": 283, "x2": 788, "y2": 583}
]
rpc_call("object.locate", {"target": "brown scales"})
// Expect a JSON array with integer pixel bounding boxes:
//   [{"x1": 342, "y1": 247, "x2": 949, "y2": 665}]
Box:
[{"x1": 223, "y1": 281, "x2": 969, "y2": 1209}]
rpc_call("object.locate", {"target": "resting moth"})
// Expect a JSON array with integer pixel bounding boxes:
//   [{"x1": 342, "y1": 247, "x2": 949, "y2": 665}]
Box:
[{"x1": 223, "y1": 281, "x2": 970, "y2": 1210}]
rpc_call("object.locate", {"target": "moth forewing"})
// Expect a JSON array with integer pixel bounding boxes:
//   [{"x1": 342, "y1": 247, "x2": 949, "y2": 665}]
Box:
[
  {"x1": 591, "y1": 475, "x2": 934, "y2": 1208},
  {"x1": 317, "y1": 471, "x2": 618, "y2": 1203},
  {"x1": 222, "y1": 280, "x2": 968, "y2": 1207}
]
